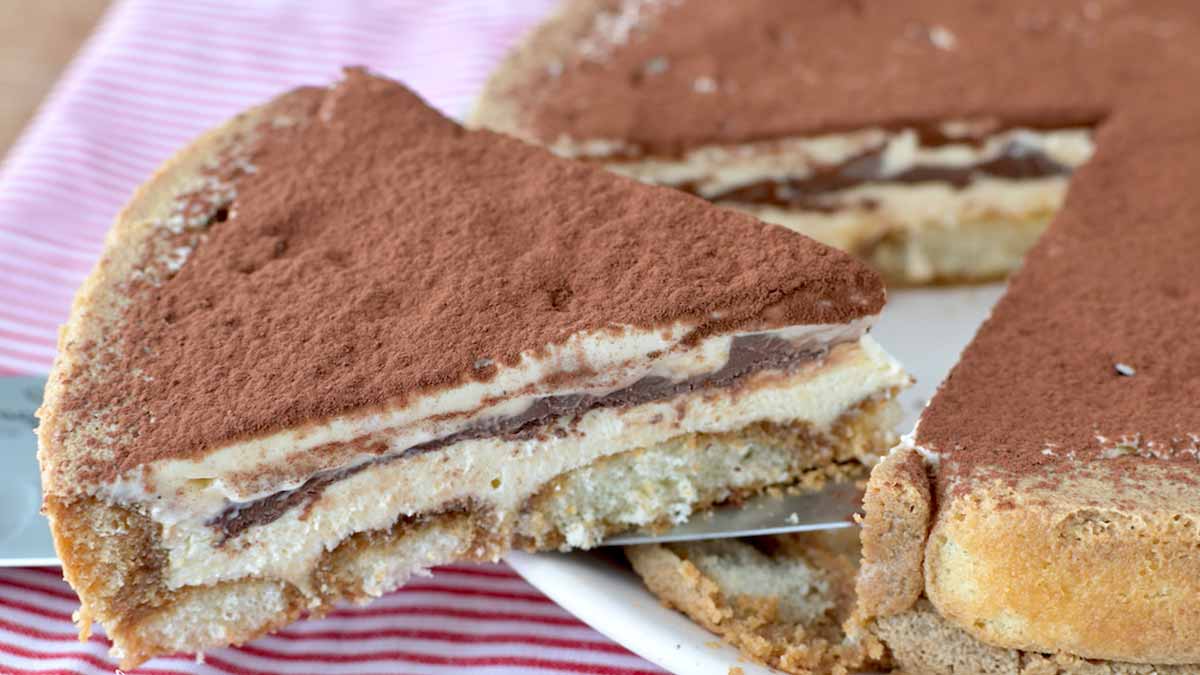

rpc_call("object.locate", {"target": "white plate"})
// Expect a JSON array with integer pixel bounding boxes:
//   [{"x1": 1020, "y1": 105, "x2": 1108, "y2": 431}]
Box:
[{"x1": 507, "y1": 284, "x2": 1005, "y2": 675}]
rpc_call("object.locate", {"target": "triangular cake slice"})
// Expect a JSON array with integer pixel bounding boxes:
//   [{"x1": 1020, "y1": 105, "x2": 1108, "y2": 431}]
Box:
[
  {"x1": 473, "y1": 1, "x2": 1098, "y2": 285},
  {"x1": 36, "y1": 69, "x2": 908, "y2": 667}
]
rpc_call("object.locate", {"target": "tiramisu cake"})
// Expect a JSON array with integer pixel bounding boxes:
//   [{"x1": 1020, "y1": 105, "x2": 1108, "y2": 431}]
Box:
[
  {"x1": 480, "y1": 1, "x2": 1200, "y2": 673},
  {"x1": 473, "y1": 1, "x2": 1099, "y2": 284},
  {"x1": 36, "y1": 68, "x2": 908, "y2": 666}
]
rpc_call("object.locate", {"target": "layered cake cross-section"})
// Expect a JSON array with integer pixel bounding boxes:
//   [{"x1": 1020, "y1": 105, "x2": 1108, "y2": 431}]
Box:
[{"x1": 36, "y1": 69, "x2": 909, "y2": 667}]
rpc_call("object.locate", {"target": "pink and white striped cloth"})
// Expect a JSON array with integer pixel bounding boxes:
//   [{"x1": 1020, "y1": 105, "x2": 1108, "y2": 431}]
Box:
[{"x1": 0, "y1": 1, "x2": 667, "y2": 673}]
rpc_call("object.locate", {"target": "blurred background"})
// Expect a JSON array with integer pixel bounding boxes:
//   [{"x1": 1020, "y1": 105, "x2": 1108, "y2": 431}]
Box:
[{"x1": 0, "y1": 1, "x2": 109, "y2": 156}]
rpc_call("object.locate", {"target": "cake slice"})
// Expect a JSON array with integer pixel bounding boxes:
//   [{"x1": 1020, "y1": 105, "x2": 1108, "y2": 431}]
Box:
[
  {"x1": 36, "y1": 68, "x2": 908, "y2": 667},
  {"x1": 472, "y1": 0, "x2": 1097, "y2": 284}
]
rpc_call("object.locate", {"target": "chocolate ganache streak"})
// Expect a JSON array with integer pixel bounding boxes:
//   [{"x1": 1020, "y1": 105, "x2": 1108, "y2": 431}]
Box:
[
  {"x1": 702, "y1": 141, "x2": 1072, "y2": 209},
  {"x1": 207, "y1": 332, "x2": 846, "y2": 540}
]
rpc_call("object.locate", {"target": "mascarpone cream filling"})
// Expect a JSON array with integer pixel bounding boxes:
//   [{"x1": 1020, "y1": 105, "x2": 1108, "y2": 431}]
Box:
[
  {"x1": 153, "y1": 335, "x2": 903, "y2": 590},
  {"x1": 567, "y1": 126, "x2": 1094, "y2": 200},
  {"x1": 111, "y1": 320, "x2": 870, "y2": 514},
  {"x1": 743, "y1": 176, "x2": 1068, "y2": 251}
]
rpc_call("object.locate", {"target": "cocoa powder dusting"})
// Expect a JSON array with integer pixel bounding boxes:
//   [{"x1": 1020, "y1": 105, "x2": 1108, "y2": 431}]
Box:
[
  {"x1": 516, "y1": 0, "x2": 1123, "y2": 154},
  {"x1": 508, "y1": 1, "x2": 1200, "y2": 487},
  {"x1": 63, "y1": 69, "x2": 881, "y2": 481},
  {"x1": 920, "y1": 103, "x2": 1200, "y2": 486}
]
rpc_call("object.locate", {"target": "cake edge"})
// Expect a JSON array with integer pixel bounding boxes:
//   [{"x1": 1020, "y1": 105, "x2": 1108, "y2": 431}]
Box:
[
  {"x1": 35, "y1": 98, "x2": 278, "y2": 501},
  {"x1": 854, "y1": 446, "x2": 1200, "y2": 670},
  {"x1": 469, "y1": 0, "x2": 612, "y2": 143}
]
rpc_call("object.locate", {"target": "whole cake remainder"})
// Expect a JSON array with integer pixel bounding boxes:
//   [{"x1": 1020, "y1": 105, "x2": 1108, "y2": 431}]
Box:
[
  {"x1": 476, "y1": 1, "x2": 1200, "y2": 673},
  {"x1": 473, "y1": 2, "x2": 1108, "y2": 285},
  {"x1": 36, "y1": 69, "x2": 909, "y2": 666}
]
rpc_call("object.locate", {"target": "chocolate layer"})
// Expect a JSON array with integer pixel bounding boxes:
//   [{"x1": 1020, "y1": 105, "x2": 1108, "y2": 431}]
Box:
[
  {"x1": 695, "y1": 141, "x2": 1072, "y2": 210},
  {"x1": 206, "y1": 332, "x2": 842, "y2": 540}
]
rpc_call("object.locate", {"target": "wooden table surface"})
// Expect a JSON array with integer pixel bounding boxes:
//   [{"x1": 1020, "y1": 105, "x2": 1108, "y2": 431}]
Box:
[{"x1": 0, "y1": 0, "x2": 110, "y2": 157}]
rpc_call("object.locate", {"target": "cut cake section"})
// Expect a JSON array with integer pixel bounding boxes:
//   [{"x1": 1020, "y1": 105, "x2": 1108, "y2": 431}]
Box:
[{"x1": 37, "y1": 68, "x2": 908, "y2": 666}]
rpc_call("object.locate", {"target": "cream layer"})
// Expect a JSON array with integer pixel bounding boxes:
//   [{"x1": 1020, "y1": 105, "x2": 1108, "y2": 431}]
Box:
[
  {"x1": 741, "y1": 176, "x2": 1067, "y2": 250},
  {"x1": 558, "y1": 127, "x2": 1093, "y2": 199},
  {"x1": 151, "y1": 335, "x2": 905, "y2": 591},
  {"x1": 109, "y1": 320, "x2": 869, "y2": 516}
]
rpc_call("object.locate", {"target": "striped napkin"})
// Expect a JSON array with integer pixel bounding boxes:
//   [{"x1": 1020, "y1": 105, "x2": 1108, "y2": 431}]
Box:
[{"x1": 0, "y1": 1, "x2": 666, "y2": 673}]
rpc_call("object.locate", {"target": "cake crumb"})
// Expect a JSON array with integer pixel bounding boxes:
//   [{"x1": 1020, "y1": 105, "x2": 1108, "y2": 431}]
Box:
[
  {"x1": 729, "y1": 668, "x2": 746, "y2": 675},
  {"x1": 644, "y1": 56, "x2": 669, "y2": 75},
  {"x1": 627, "y1": 529, "x2": 877, "y2": 674},
  {"x1": 928, "y1": 25, "x2": 958, "y2": 50}
]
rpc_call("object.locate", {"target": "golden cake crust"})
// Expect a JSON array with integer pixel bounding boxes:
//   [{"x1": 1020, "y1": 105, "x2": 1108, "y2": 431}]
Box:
[
  {"x1": 45, "y1": 493, "x2": 492, "y2": 668},
  {"x1": 856, "y1": 447, "x2": 1200, "y2": 671},
  {"x1": 873, "y1": 599, "x2": 1200, "y2": 675},
  {"x1": 925, "y1": 466, "x2": 1200, "y2": 664},
  {"x1": 626, "y1": 530, "x2": 882, "y2": 675}
]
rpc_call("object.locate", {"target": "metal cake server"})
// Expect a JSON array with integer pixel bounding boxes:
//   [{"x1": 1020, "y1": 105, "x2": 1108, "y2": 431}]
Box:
[
  {"x1": 599, "y1": 481, "x2": 861, "y2": 546},
  {"x1": 0, "y1": 376, "x2": 57, "y2": 567},
  {"x1": 0, "y1": 375, "x2": 858, "y2": 567}
]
